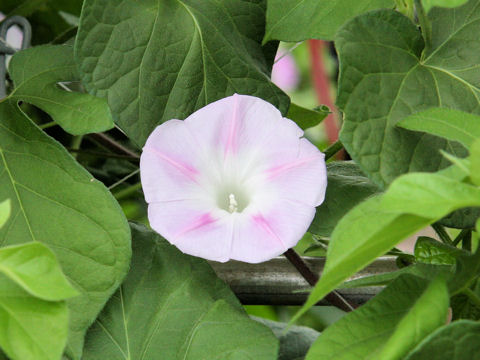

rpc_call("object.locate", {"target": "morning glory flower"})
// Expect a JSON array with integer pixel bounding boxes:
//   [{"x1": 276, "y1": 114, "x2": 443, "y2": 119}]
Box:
[{"x1": 140, "y1": 94, "x2": 327, "y2": 263}]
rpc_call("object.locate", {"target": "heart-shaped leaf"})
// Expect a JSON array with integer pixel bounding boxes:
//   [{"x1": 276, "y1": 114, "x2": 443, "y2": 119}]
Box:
[
  {"x1": 82, "y1": 224, "x2": 278, "y2": 360},
  {"x1": 337, "y1": 3, "x2": 480, "y2": 187},
  {"x1": 75, "y1": 0, "x2": 289, "y2": 146},
  {"x1": 9, "y1": 45, "x2": 114, "y2": 135}
]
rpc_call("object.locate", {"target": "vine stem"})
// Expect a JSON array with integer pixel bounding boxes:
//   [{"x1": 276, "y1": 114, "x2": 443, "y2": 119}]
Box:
[
  {"x1": 89, "y1": 133, "x2": 140, "y2": 159},
  {"x1": 324, "y1": 140, "x2": 343, "y2": 161},
  {"x1": 308, "y1": 40, "x2": 339, "y2": 145},
  {"x1": 462, "y1": 287, "x2": 480, "y2": 308},
  {"x1": 283, "y1": 248, "x2": 356, "y2": 312},
  {"x1": 112, "y1": 182, "x2": 142, "y2": 201},
  {"x1": 432, "y1": 223, "x2": 453, "y2": 245}
]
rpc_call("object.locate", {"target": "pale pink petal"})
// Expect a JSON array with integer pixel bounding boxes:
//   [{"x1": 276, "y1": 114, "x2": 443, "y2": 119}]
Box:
[
  {"x1": 184, "y1": 94, "x2": 303, "y2": 166},
  {"x1": 141, "y1": 120, "x2": 207, "y2": 203},
  {"x1": 260, "y1": 139, "x2": 327, "y2": 207},
  {"x1": 148, "y1": 201, "x2": 233, "y2": 262},
  {"x1": 272, "y1": 52, "x2": 299, "y2": 92},
  {"x1": 230, "y1": 200, "x2": 316, "y2": 263}
]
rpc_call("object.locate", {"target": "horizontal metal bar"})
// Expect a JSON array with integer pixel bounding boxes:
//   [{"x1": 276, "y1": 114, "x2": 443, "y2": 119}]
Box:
[{"x1": 210, "y1": 257, "x2": 397, "y2": 306}]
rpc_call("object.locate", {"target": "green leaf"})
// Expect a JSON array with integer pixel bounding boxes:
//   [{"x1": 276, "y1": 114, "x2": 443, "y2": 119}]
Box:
[
  {"x1": 0, "y1": 242, "x2": 78, "y2": 360},
  {"x1": 252, "y1": 317, "x2": 320, "y2": 360},
  {"x1": 0, "y1": 277, "x2": 69, "y2": 360},
  {"x1": 341, "y1": 263, "x2": 452, "y2": 288},
  {"x1": 75, "y1": 0, "x2": 289, "y2": 147},
  {"x1": 0, "y1": 242, "x2": 78, "y2": 301},
  {"x1": 381, "y1": 173, "x2": 480, "y2": 218},
  {"x1": 82, "y1": 223, "x2": 278, "y2": 360},
  {"x1": 422, "y1": 0, "x2": 469, "y2": 12},
  {"x1": 8, "y1": 45, "x2": 114, "y2": 135},
  {"x1": 309, "y1": 161, "x2": 381, "y2": 237},
  {"x1": 306, "y1": 275, "x2": 449, "y2": 360},
  {"x1": 398, "y1": 108, "x2": 480, "y2": 148},
  {"x1": 0, "y1": 200, "x2": 10, "y2": 230},
  {"x1": 337, "y1": 3, "x2": 480, "y2": 187},
  {"x1": 0, "y1": 100, "x2": 131, "y2": 359},
  {"x1": 405, "y1": 320, "x2": 480, "y2": 360},
  {"x1": 414, "y1": 236, "x2": 464, "y2": 265},
  {"x1": 263, "y1": 0, "x2": 394, "y2": 42},
  {"x1": 287, "y1": 103, "x2": 329, "y2": 130},
  {"x1": 293, "y1": 172, "x2": 480, "y2": 323},
  {"x1": 471, "y1": 139, "x2": 480, "y2": 185}
]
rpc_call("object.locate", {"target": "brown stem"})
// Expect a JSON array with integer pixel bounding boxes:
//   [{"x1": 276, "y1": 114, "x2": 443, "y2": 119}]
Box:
[{"x1": 284, "y1": 248, "x2": 356, "y2": 312}]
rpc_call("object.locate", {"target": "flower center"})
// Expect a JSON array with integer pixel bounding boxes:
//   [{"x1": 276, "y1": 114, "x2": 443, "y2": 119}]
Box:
[{"x1": 216, "y1": 185, "x2": 249, "y2": 213}]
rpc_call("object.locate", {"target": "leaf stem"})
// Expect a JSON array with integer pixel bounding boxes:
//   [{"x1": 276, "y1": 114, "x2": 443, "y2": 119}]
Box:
[
  {"x1": 70, "y1": 135, "x2": 83, "y2": 159},
  {"x1": 323, "y1": 140, "x2": 343, "y2": 161},
  {"x1": 39, "y1": 121, "x2": 57, "y2": 130},
  {"x1": 415, "y1": 0, "x2": 432, "y2": 49},
  {"x1": 462, "y1": 287, "x2": 480, "y2": 308},
  {"x1": 283, "y1": 248, "x2": 356, "y2": 312},
  {"x1": 432, "y1": 223, "x2": 453, "y2": 245},
  {"x1": 462, "y1": 230, "x2": 472, "y2": 252},
  {"x1": 112, "y1": 182, "x2": 142, "y2": 201},
  {"x1": 453, "y1": 229, "x2": 471, "y2": 247}
]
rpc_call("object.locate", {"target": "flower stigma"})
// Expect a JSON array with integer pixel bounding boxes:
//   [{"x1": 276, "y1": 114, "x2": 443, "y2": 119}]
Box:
[{"x1": 228, "y1": 194, "x2": 238, "y2": 213}]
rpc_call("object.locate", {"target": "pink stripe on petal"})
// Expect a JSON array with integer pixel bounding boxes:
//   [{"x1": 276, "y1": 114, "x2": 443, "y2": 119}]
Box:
[
  {"x1": 173, "y1": 213, "x2": 218, "y2": 240},
  {"x1": 144, "y1": 146, "x2": 199, "y2": 182},
  {"x1": 224, "y1": 93, "x2": 240, "y2": 156},
  {"x1": 251, "y1": 213, "x2": 286, "y2": 248},
  {"x1": 265, "y1": 156, "x2": 319, "y2": 180}
]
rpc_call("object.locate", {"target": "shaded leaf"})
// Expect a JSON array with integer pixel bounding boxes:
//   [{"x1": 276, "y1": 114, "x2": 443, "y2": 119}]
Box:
[
  {"x1": 306, "y1": 275, "x2": 449, "y2": 360},
  {"x1": 82, "y1": 223, "x2": 278, "y2": 360},
  {"x1": 337, "y1": 3, "x2": 480, "y2": 187},
  {"x1": 75, "y1": 0, "x2": 289, "y2": 147},
  {"x1": 3, "y1": 0, "x2": 83, "y2": 44},
  {"x1": 253, "y1": 316, "x2": 320, "y2": 360},
  {"x1": 0, "y1": 100, "x2": 131, "y2": 359},
  {"x1": 287, "y1": 103, "x2": 329, "y2": 130},
  {"x1": 405, "y1": 320, "x2": 480, "y2": 360},
  {"x1": 309, "y1": 161, "x2": 381, "y2": 237},
  {"x1": 450, "y1": 280, "x2": 480, "y2": 321},
  {"x1": 263, "y1": 0, "x2": 394, "y2": 42},
  {"x1": 9, "y1": 45, "x2": 114, "y2": 135}
]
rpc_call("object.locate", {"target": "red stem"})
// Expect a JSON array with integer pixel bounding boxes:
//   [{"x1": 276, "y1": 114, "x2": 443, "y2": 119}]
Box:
[{"x1": 308, "y1": 39, "x2": 339, "y2": 144}]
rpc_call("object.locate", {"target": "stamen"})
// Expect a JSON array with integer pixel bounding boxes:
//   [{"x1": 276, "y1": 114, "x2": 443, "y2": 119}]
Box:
[{"x1": 228, "y1": 193, "x2": 238, "y2": 213}]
